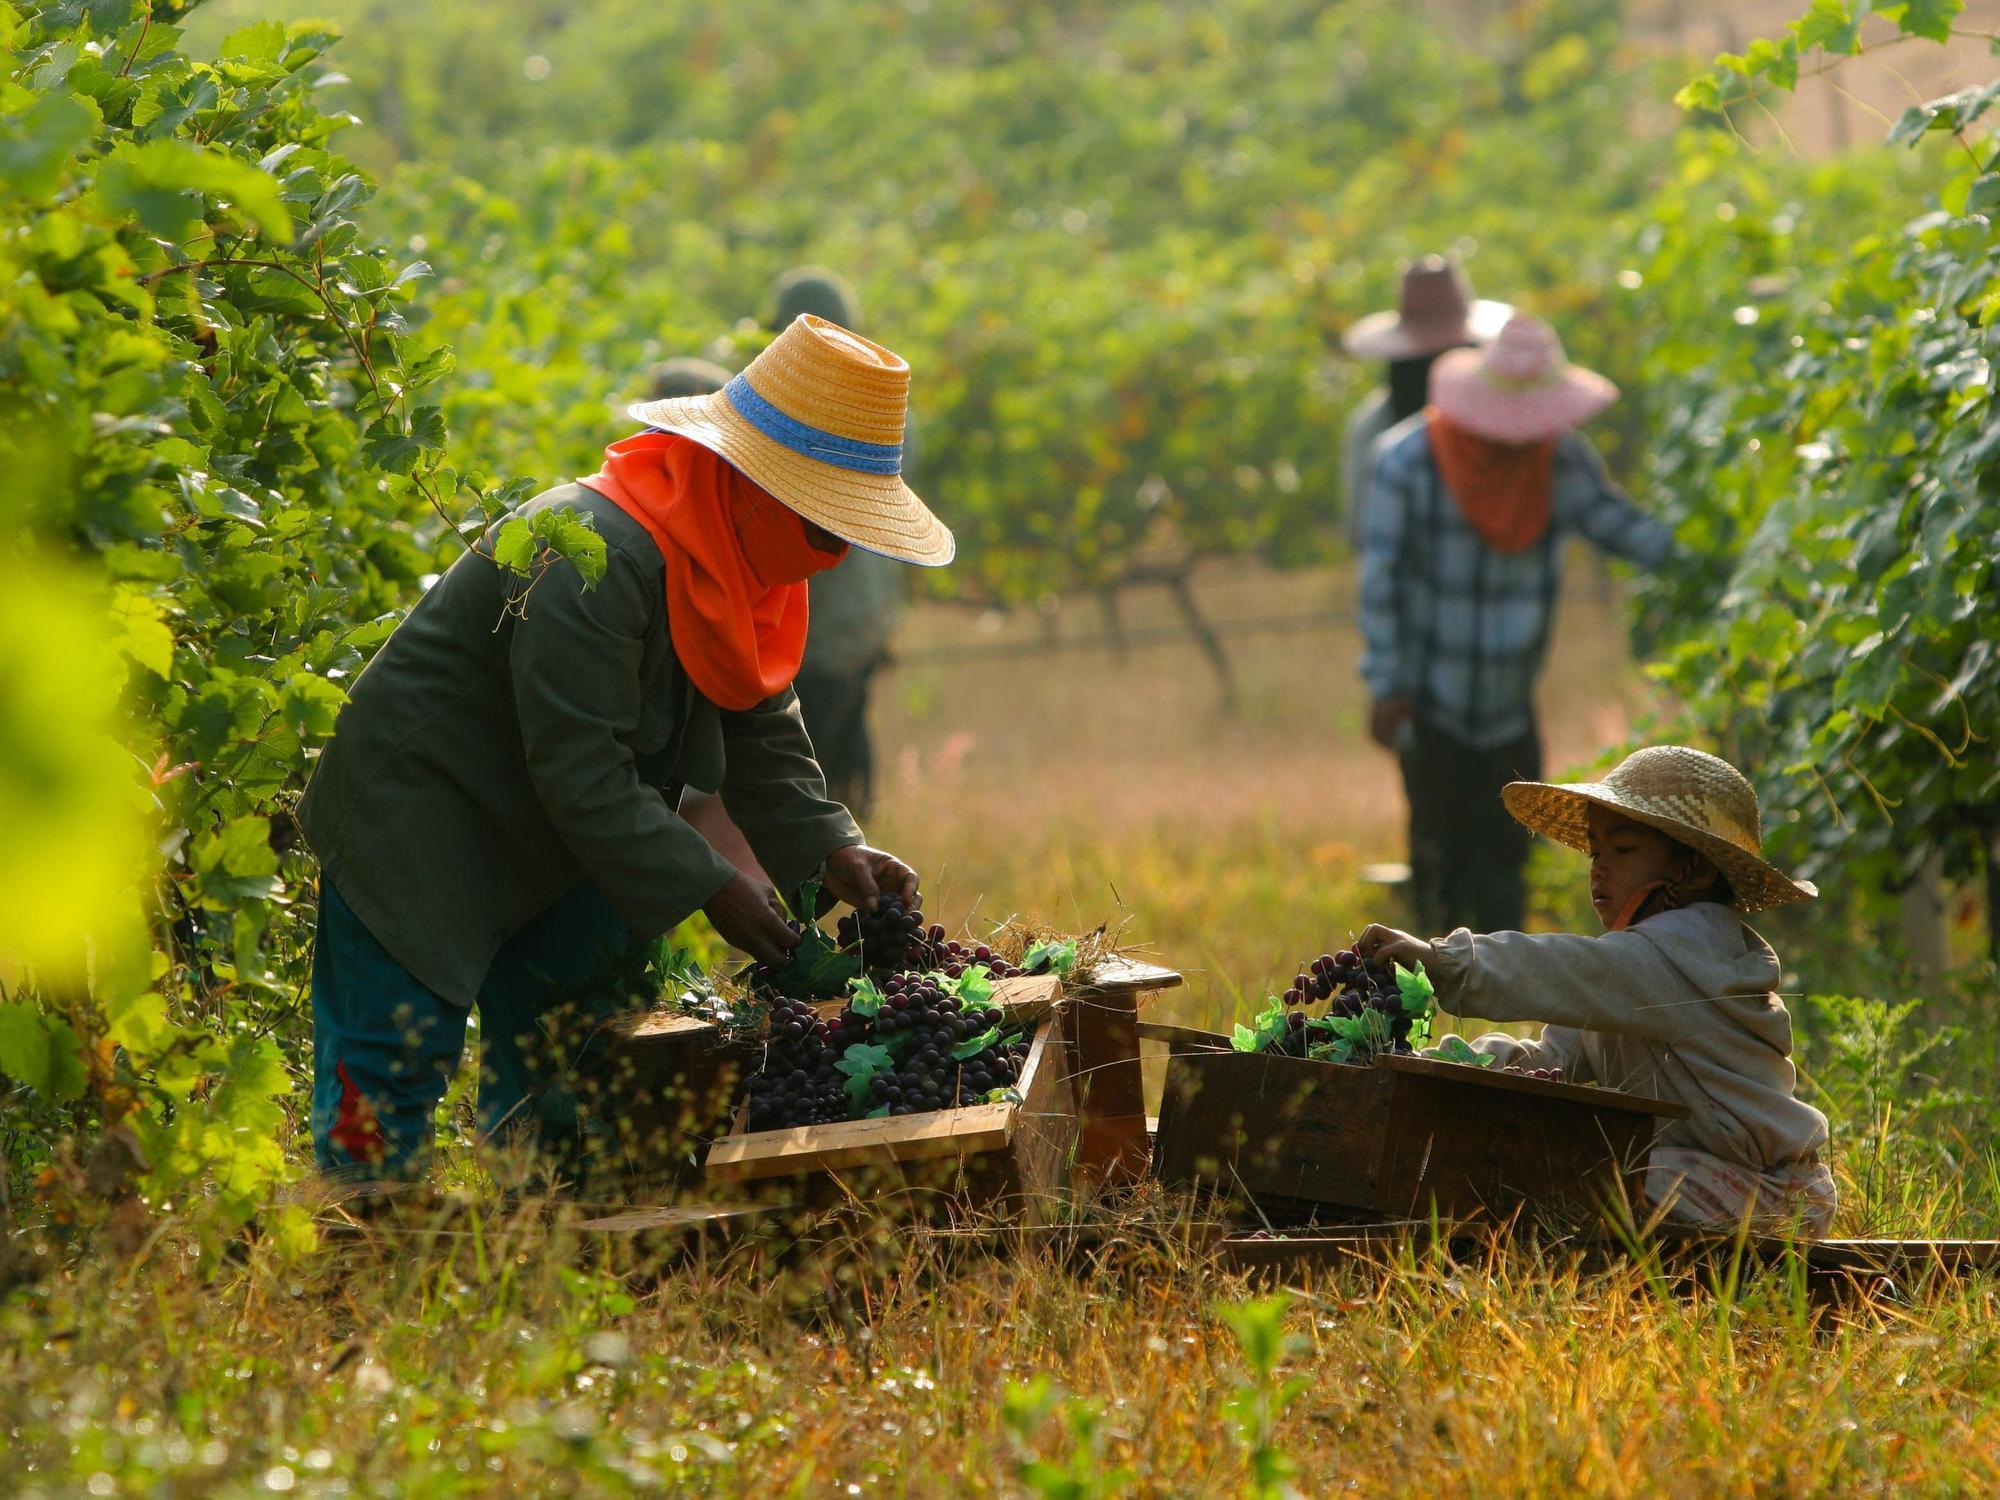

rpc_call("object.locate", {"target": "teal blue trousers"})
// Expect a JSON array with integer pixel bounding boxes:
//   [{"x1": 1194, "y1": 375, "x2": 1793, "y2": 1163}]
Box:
[{"x1": 309, "y1": 878, "x2": 629, "y2": 1180}]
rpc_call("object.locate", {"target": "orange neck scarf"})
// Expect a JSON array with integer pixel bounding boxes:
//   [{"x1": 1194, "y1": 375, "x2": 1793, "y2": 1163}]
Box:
[
  {"x1": 1427, "y1": 410, "x2": 1556, "y2": 553},
  {"x1": 579, "y1": 433, "x2": 847, "y2": 710}
]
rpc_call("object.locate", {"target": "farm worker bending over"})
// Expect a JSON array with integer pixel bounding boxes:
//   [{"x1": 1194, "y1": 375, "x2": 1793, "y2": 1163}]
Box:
[
  {"x1": 1356, "y1": 746, "x2": 1838, "y2": 1237},
  {"x1": 1339, "y1": 253, "x2": 1510, "y2": 547},
  {"x1": 298, "y1": 315, "x2": 953, "y2": 1181},
  {"x1": 1359, "y1": 314, "x2": 1674, "y2": 936}
]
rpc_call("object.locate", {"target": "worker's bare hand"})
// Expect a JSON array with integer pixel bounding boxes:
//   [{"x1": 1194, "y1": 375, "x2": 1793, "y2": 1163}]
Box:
[
  {"x1": 704, "y1": 872, "x2": 801, "y2": 966},
  {"x1": 821, "y1": 844, "x2": 920, "y2": 912},
  {"x1": 1367, "y1": 696, "x2": 1415, "y2": 751},
  {"x1": 1356, "y1": 923, "x2": 1436, "y2": 973}
]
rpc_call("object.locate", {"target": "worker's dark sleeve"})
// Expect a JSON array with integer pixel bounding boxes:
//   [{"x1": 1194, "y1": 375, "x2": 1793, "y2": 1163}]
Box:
[{"x1": 717, "y1": 688, "x2": 864, "y2": 897}]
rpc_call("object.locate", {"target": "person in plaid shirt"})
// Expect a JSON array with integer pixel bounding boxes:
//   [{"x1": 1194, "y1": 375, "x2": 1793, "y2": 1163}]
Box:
[{"x1": 1359, "y1": 315, "x2": 1674, "y2": 935}]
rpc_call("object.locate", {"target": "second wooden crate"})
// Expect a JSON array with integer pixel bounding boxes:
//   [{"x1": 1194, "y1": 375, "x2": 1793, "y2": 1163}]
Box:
[{"x1": 1155, "y1": 1044, "x2": 1688, "y2": 1223}]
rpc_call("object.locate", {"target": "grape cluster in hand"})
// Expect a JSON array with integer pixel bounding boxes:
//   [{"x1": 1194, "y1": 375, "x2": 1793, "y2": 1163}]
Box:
[
  {"x1": 834, "y1": 896, "x2": 1025, "y2": 979},
  {"x1": 1265, "y1": 947, "x2": 1418, "y2": 1058}
]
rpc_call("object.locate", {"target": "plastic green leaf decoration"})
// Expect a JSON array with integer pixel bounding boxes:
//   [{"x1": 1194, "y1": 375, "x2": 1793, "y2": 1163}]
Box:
[
  {"x1": 1434, "y1": 1037, "x2": 1496, "y2": 1068},
  {"x1": 1394, "y1": 961, "x2": 1436, "y2": 1015},
  {"x1": 952, "y1": 1025, "x2": 1002, "y2": 1061},
  {"x1": 942, "y1": 964, "x2": 999, "y2": 1010},
  {"x1": 836, "y1": 1042, "x2": 895, "y2": 1108},
  {"x1": 758, "y1": 881, "x2": 863, "y2": 997},
  {"x1": 1021, "y1": 938, "x2": 1079, "y2": 977},
  {"x1": 846, "y1": 975, "x2": 886, "y2": 1018}
]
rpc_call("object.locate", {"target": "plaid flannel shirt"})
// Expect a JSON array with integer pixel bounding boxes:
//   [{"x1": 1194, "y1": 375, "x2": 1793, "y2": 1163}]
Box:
[{"x1": 1359, "y1": 417, "x2": 1674, "y2": 750}]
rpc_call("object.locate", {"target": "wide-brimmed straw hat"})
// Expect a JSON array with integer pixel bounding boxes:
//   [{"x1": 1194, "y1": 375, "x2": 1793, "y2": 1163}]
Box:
[
  {"x1": 1429, "y1": 314, "x2": 1617, "y2": 445},
  {"x1": 629, "y1": 315, "x2": 953, "y2": 567},
  {"x1": 1343, "y1": 255, "x2": 1512, "y2": 361},
  {"x1": 1502, "y1": 746, "x2": 1818, "y2": 914}
]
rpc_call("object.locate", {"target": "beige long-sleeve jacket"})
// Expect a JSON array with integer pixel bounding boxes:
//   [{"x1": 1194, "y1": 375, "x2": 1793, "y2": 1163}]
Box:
[{"x1": 1425, "y1": 903, "x2": 1829, "y2": 1171}]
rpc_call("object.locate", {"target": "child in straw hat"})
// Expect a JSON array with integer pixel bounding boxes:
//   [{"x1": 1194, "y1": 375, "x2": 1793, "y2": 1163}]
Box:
[{"x1": 1356, "y1": 745, "x2": 1838, "y2": 1237}]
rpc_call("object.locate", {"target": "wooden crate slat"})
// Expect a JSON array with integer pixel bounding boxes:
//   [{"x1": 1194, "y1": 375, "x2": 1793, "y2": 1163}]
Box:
[
  {"x1": 706, "y1": 1102, "x2": 1017, "y2": 1179},
  {"x1": 1075, "y1": 956, "x2": 1184, "y2": 998},
  {"x1": 1380, "y1": 1053, "x2": 1693, "y2": 1118},
  {"x1": 1136, "y1": 1020, "x2": 1232, "y2": 1052}
]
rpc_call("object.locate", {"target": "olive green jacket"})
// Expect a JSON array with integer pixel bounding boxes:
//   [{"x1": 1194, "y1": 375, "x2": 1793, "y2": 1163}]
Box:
[{"x1": 298, "y1": 483, "x2": 863, "y2": 1006}]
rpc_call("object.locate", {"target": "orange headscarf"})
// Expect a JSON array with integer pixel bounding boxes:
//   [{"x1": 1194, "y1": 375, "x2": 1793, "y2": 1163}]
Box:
[
  {"x1": 579, "y1": 432, "x2": 847, "y2": 710},
  {"x1": 1427, "y1": 410, "x2": 1556, "y2": 553}
]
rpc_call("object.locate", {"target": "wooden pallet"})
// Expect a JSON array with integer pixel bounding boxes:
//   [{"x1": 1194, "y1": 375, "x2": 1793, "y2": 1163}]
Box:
[
  {"x1": 1156, "y1": 1039, "x2": 1688, "y2": 1224},
  {"x1": 700, "y1": 1002, "x2": 1077, "y2": 1220}
]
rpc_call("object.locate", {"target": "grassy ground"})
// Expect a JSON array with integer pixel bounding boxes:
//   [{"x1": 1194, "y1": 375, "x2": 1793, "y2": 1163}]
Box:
[{"x1": 7, "y1": 559, "x2": 1998, "y2": 1496}]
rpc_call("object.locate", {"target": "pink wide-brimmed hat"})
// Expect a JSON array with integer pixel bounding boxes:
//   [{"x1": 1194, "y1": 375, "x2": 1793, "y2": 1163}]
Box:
[
  {"x1": 1428, "y1": 314, "x2": 1617, "y2": 445},
  {"x1": 1343, "y1": 255, "x2": 1511, "y2": 361}
]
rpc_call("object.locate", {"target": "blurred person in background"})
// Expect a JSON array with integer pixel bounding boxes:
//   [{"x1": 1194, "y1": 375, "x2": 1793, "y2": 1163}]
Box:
[
  {"x1": 1340, "y1": 255, "x2": 1510, "y2": 547},
  {"x1": 771, "y1": 267, "x2": 906, "y2": 815},
  {"x1": 1358, "y1": 314, "x2": 1673, "y2": 936}
]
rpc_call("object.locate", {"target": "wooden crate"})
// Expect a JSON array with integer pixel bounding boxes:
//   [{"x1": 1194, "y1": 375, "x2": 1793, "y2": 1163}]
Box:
[
  {"x1": 591, "y1": 1010, "x2": 755, "y2": 1181},
  {"x1": 1155, "y1": 1043, "x2": 1689, "y2": 1224},
  {"x1": 701, "y1": 999, "x2": 1077, "y2": 1220}
]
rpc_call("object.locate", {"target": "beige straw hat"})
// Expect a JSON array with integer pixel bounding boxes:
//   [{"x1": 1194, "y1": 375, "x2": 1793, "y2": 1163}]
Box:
[
  {"x1": 629, "y1": 314, "x2": 953, "y2": 567},
  {"x1": 1502, "y1": 746, "x2": 1819, "y2": 914}
]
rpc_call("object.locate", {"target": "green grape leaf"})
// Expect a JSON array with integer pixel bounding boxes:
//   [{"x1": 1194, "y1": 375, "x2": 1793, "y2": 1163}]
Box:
[
  {"x1": 1790, "y1": 0, "x2": 1868, "y2": 56},
  {"x1": 0, "y1": 90, "x2": 99, "y2": 199},
  {"x1": 95, "y1": 139, "x2": 293, "y2": 243},
  {"x1": 1880, "y1": 0, "x2": 1965, "y2": 44},
  {"x1": 865, "y1": 1105, "x2": 890, "y2": 1119},
  {"x1": 279, "y1": 671, "x2": 347, "y2": 739},
  {"x1": 0, "y1": 1003, "x2": 87, "y2": 1103},
  {"x1": 1231, "y1": 1023, "x2": 1260, "y2": 1053}
]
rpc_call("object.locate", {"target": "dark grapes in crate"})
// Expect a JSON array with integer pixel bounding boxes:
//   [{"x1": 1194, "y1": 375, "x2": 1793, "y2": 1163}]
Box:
[{"x1": 742, "y1": 970, "x2": 1031, "y2": 1131}]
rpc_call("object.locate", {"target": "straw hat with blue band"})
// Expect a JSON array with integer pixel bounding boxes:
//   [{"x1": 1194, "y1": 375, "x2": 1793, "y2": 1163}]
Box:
[{"x1": 628, "y1": 314, "x2": 954, "y2": 567}]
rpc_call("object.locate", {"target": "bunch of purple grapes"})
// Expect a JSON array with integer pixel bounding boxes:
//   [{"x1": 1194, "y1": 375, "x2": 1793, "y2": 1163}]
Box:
[
  {"x1": 835, "y1": 895, "x2": 923, "y2": 971},
  {"x1": 834, "y1": 895, "x2": 1025, "y2": 979},
  {"x1": 743, "y1": 995, "x2": 848, "y2": 1130},
  {"x1": 1270, "y1": 947, "x2": 1419, "y2": 1057}
]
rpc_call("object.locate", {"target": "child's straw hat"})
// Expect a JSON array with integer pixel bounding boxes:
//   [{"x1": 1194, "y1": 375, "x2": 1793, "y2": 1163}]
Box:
[
  {"x1": 1502, "y1": 746, "x2": 1819, "y2": 913},
  {"x1": 629, "y1": 315, "x2": 953, "y2": 567}
]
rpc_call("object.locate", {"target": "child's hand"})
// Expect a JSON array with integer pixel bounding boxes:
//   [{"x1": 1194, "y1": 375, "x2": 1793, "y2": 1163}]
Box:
[{"x1": 1356, "y1": 924, "x2": 1435, "y2": 973}]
